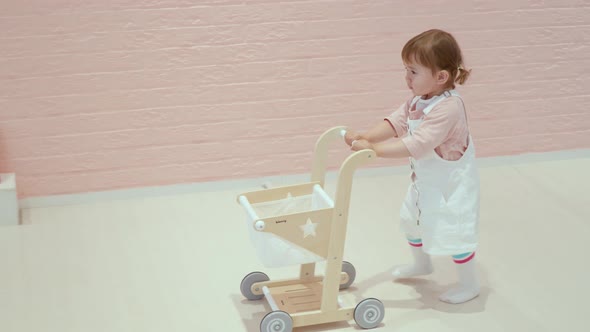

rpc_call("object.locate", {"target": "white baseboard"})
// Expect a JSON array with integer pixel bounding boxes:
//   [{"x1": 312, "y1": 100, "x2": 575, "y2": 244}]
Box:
[
  {"x1": 18, "y1": 149, "x2": 590, "y2": 210},
  {"x1": 0, "y1": 173, "x2": 19, "y2": 226}
]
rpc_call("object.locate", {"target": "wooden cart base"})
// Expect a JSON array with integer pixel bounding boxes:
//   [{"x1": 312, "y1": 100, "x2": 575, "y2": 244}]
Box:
[
  {"x1": 269, "y1": 281, "x2": 325, "y2": 313},
  {"x1": 263, "y1": 280, "x2": 355, "y2": 328}
]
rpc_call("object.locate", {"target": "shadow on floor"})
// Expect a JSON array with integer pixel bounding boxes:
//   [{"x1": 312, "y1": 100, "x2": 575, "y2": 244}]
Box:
[{"x1": 350, "y1": 264, "x2": 490, "y2": 314}]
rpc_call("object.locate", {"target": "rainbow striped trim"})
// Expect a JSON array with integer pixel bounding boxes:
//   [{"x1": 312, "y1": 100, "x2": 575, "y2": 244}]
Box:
[
  {"x1": 407, "y1": 238, "x2": 423, "y2": 247},
  {"x1": 452, "y1": 252, "x2": 475, "y2": 264}
]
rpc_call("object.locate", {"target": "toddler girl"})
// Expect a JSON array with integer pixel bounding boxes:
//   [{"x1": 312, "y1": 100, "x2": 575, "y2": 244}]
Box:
[{"x1": 346, "y1": 29, "x2": 480, "y2": 304}]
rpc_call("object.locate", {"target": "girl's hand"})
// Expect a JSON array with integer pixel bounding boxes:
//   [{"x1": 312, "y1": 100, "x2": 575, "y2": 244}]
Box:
[
  {"x1": 344, "y1": 131, "x2": 362, "y2": 146},
  {"x1": 350, "y1": 139, "x2": 373, "y2": 151}
]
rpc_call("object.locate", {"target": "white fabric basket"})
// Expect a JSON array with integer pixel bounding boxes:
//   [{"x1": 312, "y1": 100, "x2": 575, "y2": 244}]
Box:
[{"x1": 245, "y1": 186, "x2": 333, "y2": 268}]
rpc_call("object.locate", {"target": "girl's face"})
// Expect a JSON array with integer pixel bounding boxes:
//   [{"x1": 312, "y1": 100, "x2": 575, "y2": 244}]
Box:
[{"x1": 404, "y1": 60, "x2": 445, "y2": 99}]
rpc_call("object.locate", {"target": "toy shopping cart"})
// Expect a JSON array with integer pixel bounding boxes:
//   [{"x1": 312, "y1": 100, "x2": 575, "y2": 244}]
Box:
[{"x1": 237, "y1": 126, "x2": 385, "y2": 331}]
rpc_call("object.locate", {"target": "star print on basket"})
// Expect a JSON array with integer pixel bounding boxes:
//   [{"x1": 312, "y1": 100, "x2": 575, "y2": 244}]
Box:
[{"x1": 300, "y1": 218, "x2": 318, "y2": 238}]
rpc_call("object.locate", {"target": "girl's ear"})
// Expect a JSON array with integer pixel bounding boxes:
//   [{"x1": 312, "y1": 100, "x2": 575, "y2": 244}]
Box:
[{"x1": 437, "y1": 70, "x2": 450, "y2": 86}]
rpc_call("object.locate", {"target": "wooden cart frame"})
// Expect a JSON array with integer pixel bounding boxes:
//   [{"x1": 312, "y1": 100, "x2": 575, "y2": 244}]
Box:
[{"x1": 238, "y1": 126, "x2": 384, "y2": 331}]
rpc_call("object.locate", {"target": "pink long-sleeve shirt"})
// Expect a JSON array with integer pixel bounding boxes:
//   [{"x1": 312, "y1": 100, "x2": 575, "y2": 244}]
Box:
[{"x1": 385, "y1": 95, "x2": 469, "y2": 161}]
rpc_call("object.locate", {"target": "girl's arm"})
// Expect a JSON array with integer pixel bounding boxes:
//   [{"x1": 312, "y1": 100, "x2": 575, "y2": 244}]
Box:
[
  {"x1": 345, "y1": 120, "x2": 396, "y2": 146},
  {"x1": 364, "y1": 120, "x2": 397, "y2": 143},
  {"x1": 351, "y1": 139, "x2": 411, "y2": 159},
  {"x1": 373, "y1": 140, "x2": 411, "y2": 158}
]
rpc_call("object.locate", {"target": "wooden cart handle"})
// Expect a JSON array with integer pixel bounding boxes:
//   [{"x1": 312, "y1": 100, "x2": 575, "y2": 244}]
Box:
[{"x1": 310, "y1": 126, "x2": 348, "y2": 186}]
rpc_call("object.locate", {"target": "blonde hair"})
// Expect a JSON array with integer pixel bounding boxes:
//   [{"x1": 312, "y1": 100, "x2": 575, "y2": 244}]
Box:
[{"x1": 401, "y1": 29, "x2": 470, "y2": 89}]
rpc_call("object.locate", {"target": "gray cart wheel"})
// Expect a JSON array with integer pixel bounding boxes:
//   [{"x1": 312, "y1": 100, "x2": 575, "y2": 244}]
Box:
[
  {"x1": 340, "y1": 261, "x2": 356, "y2": 289},
  {"x1": 240, "y1": 271, "x2": 269, "y2": 300},
  {"x1": 354, "y1": 298, "x2": 384, "y2": 329},
  {"x1": 260, "y1": 310, "x2": 293, "y2": 332}
]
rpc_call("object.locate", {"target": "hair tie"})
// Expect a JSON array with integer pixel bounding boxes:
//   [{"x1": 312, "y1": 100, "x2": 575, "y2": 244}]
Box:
[{"x1": 457, "y1": 65, "x2": 463, "y2": 71}]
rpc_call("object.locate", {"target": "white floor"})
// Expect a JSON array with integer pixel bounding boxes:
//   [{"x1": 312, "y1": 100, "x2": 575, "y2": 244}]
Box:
[{"x1": 1, "y1": 151, "x2": 589, "y2": 332}]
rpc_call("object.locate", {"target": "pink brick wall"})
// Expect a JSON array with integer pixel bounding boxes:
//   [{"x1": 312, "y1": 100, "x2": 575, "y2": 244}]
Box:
[{"x1": 1, "y1": 0, "x2": 589, "y2": 198}]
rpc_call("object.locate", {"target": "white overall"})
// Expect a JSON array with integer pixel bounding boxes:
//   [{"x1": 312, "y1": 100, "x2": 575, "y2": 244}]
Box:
[{"x1": 399, "y1": 90, "x2": 480, "y2": 256}]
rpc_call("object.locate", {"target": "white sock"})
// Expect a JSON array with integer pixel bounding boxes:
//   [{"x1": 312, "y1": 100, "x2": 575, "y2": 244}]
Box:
[
  {"x1": 439, "y1": 255, "x2": 480, "y2": 304},
  {"x1": 392, "y1": 241, "x2": 433, "y2": 279}
]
